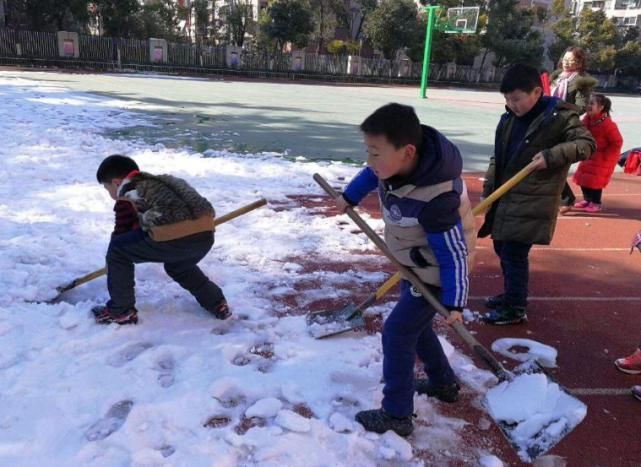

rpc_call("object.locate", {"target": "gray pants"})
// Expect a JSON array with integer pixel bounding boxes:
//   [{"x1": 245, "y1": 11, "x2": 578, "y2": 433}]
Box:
[{"x1": 106, "y1": 229, "x2": 224, "y2": 315}]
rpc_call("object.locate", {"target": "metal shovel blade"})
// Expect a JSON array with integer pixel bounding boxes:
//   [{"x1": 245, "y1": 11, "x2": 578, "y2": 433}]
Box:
[
  {"x1": 306, "y1": 304, "x2": 366, "y2": 339},
  {"x1": 484, "y1": 362, "x2": 587, "y2": 463}
]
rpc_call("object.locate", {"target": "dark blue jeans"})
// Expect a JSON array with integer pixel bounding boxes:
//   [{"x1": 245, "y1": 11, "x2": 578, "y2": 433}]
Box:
[
  {"x1": 382, "y1": 280, "x2": 456, "y2": 418},
  {"x1": 493, "y1": 240, "x2": 533, "y2": 307},
  {"x1": 106, "y1": 229, "x2": 224, "y2": 315}
]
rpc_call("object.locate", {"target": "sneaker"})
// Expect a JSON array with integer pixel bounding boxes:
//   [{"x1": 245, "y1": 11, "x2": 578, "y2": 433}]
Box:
[
  {"x1": 584, "y1": 202, "x2": 602, "y2": 213},
  {"x1": 209, "y1": 300, "x2": 231, "y2": 320},
  {"x1": 484, "y1": 294, "x2": 505, "y2": 310},
  {"x1": 573, "y1": 200, "x2": 590, "y2": 210},
  {"x1": 614, "y1": 349, "x2": 641, "y2": 375},
  {"x1": 559, "y1": 205, "x2": 572, "y2": 215},
  {"x1": 355, "y1": 408, "x2": 414, "y2": 437},
  {"x1": 632, "y1": 386, "x2": 641, "y2": 402},
  {"x1": 415, "y1": 379, "x2": 460, "y2": 403},
  {"x1": 483, "y1": 305, "x2": 527, "y2": 325},
  {"x1": 92, "y1": 305, "x2": 138, "y2": 325}
]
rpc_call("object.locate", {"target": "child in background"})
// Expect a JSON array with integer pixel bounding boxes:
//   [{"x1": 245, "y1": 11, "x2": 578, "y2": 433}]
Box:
[
  {"x1": 479, "y1": 64, "x2": 595, "y2": 325},
  {"x1": 571, "y1": 94, "x2": 624, "y2": 213}
]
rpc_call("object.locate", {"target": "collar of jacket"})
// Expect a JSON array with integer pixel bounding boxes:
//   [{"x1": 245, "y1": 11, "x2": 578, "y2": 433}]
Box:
[
  {"x1": 550, "y1": 70, "x2": 598, "y2": 91},
  {"x1": 500, "y1": 96, "x2": 570, "y2": 140},
  {"x1": 117, "y1": 170, "x2": 142, "y2": 198}
]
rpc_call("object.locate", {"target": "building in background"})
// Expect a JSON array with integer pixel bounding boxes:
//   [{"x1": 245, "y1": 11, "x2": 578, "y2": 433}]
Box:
[{"x1": 572, "y1": 0, "x2": 641, "y2": 28}]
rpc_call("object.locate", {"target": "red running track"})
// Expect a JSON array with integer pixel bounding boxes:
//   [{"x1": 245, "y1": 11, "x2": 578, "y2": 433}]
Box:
[{"x1": 285, "y1": 173, "x2": 641, "y2": 466}]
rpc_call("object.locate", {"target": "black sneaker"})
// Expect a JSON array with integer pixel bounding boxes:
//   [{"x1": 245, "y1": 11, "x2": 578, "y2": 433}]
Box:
[
  {"x1": 484, "y1": 294, "x2": 505, "y2": 310},
  {"x1": 92, "y1": 305, "x2": 138, "y2": 325},
  {"x1": 209, "y1": 300, "x2": 231, "y2": 320},
  {"x1": 355, "y1": 409, "x2": 414, "y2": 437},
  {"x1": 415, "y1": 379, "x2": 460, "y2": 403},
  {"x1": 483, "y1": 305, "x2": 527, "y2": 325}
]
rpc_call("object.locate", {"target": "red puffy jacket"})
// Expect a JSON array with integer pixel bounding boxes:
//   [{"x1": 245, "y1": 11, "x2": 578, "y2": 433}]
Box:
[{"x1": 573, "y1": 114, "x2": 623, "y2": 189}]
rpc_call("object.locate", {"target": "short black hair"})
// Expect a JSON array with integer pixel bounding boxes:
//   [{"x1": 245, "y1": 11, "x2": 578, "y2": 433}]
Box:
[
  {"x1": 96, "y1": 155, "x2": 139, "y2": 183},
  {"x1": 500, "y1": 64, "x2": 543, "y2": 94},
  {"x1": 360, "y1": 103, "x2": 422, "y2": 149},
  {"x1": 592, "y1": 93, "x2": 612, "y2": 115}
]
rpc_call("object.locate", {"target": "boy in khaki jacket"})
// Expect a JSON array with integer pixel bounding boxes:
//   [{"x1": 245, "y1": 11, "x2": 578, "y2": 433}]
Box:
[{"x1": 93, "y1": 155, "x2": 229, "y2": 324}]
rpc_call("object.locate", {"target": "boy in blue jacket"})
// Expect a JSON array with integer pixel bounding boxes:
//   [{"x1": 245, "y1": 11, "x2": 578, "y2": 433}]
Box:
[{"x1": 334, "y1": 103, "x2": 475, "y2": 436}]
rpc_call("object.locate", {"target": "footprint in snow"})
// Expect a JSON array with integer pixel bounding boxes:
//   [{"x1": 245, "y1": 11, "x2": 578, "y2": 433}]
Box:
[
  {"x1": 159, "y1": 445, "x2": 175, "y2": 457},
  {"x1": 204, "y1": 415, "x2": 232, "y2": 429},
  {"x1": 154, "y1": 354, "x2": 175, "y2": 388},
  {"x1": 107, "y1": 342, "x2": 153, "y2": 367},
  {"x1": 85, "y1": 400, "x2": 134, "y2": 441}
]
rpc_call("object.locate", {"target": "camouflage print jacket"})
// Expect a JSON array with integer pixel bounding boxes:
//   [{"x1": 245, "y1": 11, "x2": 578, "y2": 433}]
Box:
[{"x1": 118, "y1": 171, "x2": 215, "y2": 242}]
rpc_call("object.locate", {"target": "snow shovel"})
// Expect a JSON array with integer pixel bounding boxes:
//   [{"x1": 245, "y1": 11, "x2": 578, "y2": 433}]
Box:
[
  {"x1": 48, "y1": 198, "x2": 268, "y2": 303},
  {"x1": 313, "y1": 173, "x2": 586, "y2": 462},
  {"x1": 308, "y1": 161, "x2": 538, "y2": 338}
]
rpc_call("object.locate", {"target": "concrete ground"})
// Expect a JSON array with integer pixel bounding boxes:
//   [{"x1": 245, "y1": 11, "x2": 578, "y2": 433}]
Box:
[{"x1": 3, "y1": 69, "x2": 640, "y2": 172}]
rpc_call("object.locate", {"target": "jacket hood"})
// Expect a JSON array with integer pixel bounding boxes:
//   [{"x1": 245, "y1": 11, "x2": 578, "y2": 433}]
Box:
[{"x1": 388, "y1": 125, "x2": 462, "y2": 189}]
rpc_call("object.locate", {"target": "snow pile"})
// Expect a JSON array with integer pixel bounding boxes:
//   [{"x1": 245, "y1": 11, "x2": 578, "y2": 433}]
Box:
[
  {"x1": 485, "y1": 373, "x2": 587, "y2": 462},
  {"x1": 0, "y1": 72, "x2": 503, "y2": 466},
  {"x1": 491, "y1": 338, "x2": 558, "y2": 368}
]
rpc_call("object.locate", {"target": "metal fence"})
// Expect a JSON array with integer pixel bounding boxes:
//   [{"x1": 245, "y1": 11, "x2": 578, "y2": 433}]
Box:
[{"x1": 0, "y1": 27, "x2": 512, "y2": 85}]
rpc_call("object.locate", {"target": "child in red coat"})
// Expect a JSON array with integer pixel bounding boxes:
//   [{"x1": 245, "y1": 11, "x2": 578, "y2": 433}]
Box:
[{"x1": 571, "y1": 94, "x2": 624, "y2": 213}]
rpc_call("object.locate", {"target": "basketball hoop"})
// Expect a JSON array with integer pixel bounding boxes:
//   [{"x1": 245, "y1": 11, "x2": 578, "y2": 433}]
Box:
[{"x1": 442, "y1": 6, "x2": 480, "y2": 34}]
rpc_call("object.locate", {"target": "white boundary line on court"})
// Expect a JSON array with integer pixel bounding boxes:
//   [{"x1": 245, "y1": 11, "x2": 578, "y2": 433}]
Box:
[
  {"x1": 474, "y1": 214, "x2": 637, "y2": 221},
  {"x1": 567, "y1": 388, "x2": 632, "y2": 396},
  {"x1": 475, "y1": 246, "x2": 630, "y2": 251},
  {"x1": 459, "y1": 387, "x2": 632, "y2": 396},
  {"x1": 468, "y1": 296, "x2": 641, "y2": 301}
]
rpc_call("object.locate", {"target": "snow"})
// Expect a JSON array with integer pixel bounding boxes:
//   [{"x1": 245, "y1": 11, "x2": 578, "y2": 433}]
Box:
[
  {"x1": 485, "y1": 373, "x2": 587, "y2": 462},
  {"x1": 491, "y1": 338, "x2": 558, "y2": 368},
  {"x1": 0, "y1": 72, "x2": 569, "y2": 465},
  {"x1": 274, "y1": 409, "x2": 311, "y2": 432},
  {"x1": 479, "y1": 454, "x2": 504, "y2": 467},
  {"x1": 245, "y1": 398, "x2": 283, "y2": 418}
]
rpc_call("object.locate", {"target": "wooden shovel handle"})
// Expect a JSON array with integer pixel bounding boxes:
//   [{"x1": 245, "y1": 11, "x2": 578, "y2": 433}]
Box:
[
  {"x1": 54, "y1": 198, "x2": 268, "y2": 297},
  {"x1": 363, "y1": 160, "x2": 540, "y2": 307},
  {"x1": 314, "y1": 173, "x2": 510, "y2": 380}
]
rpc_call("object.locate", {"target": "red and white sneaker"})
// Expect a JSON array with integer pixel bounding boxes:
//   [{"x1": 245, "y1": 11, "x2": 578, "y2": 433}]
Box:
[
  {"x1": 615, "y1": 349, "x2": 641, "y2": 375},
  {"x1": 573, "y1": 200, "x2": 590, "y2": 210},
  {"x1": 632, "y1": 386, "x2": 641, "y2": 402},
  {"x1": 92, "y1": 305, "x2": 139, "y2": 325},
  {"x1": 584, "y1": 202, "x2": 602, "y2": 213},
  {"x1": 209, "y1": 300, "x2": 231, "y2": 320}
]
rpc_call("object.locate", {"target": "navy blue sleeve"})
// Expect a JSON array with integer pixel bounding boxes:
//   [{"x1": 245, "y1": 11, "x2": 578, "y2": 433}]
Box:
[
  {"x1": 419, "y1": 192, "x2": 468, "y2": 309},
  {"x1": 417, "y1": 191, "x2": 461, "y2": 233},
  {"x1": 342, "y1": 167, "x2": 378, "y2": 205}
]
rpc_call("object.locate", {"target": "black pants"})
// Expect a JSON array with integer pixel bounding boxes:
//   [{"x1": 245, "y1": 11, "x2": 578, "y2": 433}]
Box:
[
  {"x1": 581, "y1": 187, "x2": 602, "y2": 204},
  {"x1": 561, "y1": 182, "x2": 576, "y2": 206},
  {"x1": 106, "y1": 229, "x2": 224, "y2": 315},
  {"x1": 493, "y1": 240, "x2": 533, "y2": 307}
]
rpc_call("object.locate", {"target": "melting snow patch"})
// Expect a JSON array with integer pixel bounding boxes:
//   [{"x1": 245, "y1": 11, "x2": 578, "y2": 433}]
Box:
[
  {"x1": 479, "y1": 454, "x2": 504, "y2": 467},
  {"x1": 379, "y1": 431, "x2": 413, "y2": 461},
  {"x1": 246, "y1": 398, "x2": 283, "y2": 418},
  {"x1": 491, "y1": 338, "x2": 558, "y2": 368},
  {"x1": 329, "y1": 412, "x2": 354, "y2": 433},
  {"x1": 485, "y1": 373, "x2": 587, "y2": 462},
  {"x1": 274, "y1": 409, "x2": 311, "y2": 433}
]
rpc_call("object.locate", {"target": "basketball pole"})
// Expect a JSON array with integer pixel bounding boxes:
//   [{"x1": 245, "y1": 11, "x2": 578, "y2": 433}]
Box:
[{"x1": 419, "y1": 5, "x2": 439, "y2": 99}]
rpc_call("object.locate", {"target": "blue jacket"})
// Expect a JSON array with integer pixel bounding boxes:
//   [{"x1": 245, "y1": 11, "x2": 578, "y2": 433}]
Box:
[{"x1": 343, "y1": 126, "x2": 470, "y2": 310}]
